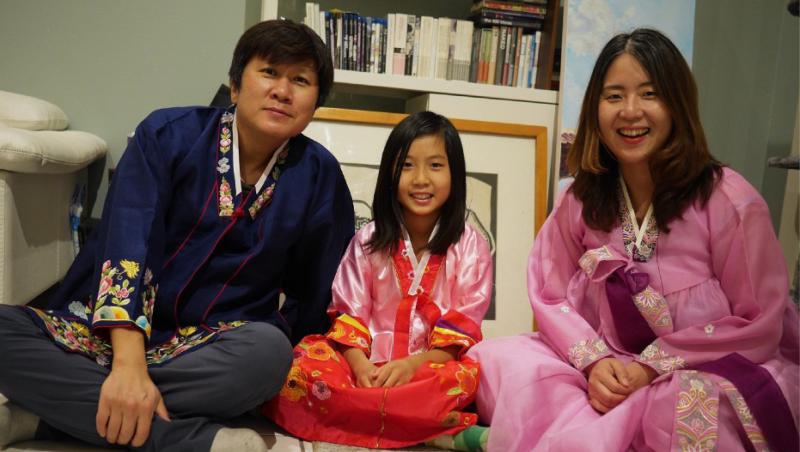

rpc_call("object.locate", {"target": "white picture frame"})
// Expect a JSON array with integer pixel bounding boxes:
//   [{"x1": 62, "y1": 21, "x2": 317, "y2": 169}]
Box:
[{"x1": 305, "y1": 108, "x2": 548, "y2": 338}]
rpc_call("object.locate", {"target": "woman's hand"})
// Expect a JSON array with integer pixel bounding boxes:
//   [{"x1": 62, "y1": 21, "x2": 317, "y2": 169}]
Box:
[
  {"x1": 586, "y1": 357, "x2": 631, "y2": 413},
  {"x1": 96, "y1": 328, "x2": 169, "y2": 447},
  {"x1": 624, "y1": 361, "x2": 658, "y2": 392},
  {"x1": 372, "y1": 358, "x2": 417, "y2": 387}
]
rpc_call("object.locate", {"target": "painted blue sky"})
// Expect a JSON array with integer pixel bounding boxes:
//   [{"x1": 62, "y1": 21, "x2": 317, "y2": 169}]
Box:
[{"x1": 561, "y1": 0, "x2": 695, "y2": 132}]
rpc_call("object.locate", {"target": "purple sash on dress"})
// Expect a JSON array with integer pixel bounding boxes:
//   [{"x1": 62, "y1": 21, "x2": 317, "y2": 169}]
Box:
[
  {"x1": 604, "y1": 267, "x2": 656, "y2": 354},
  {"x1": 695, "y1": 352, "x2": 799, "y2": 452},
  {"x1": 606, "y1": 268, "x2": 798, "y2": 451}
]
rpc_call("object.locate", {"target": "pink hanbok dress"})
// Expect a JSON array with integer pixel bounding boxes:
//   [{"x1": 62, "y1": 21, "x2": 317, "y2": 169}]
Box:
[
  {"x1": 468, "y1": 168, "x2": 799, "y2": 451},
  {"x1": 264, "y1": 222, "x2": 493, "y2": 448}
]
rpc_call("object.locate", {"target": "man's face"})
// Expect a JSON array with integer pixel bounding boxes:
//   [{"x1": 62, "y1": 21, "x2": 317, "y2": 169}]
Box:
[{"x1": 230, "y1": 56, "x2": 319, "y2": 145}]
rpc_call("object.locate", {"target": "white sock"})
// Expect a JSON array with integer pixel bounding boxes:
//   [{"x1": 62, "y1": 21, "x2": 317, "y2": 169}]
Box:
[
  {"x1": 210, "y1": 427, "x2": 268, "y2": 452},
  {"x1": 0, "y1": 402, "x2": 39, "y2": 448}
]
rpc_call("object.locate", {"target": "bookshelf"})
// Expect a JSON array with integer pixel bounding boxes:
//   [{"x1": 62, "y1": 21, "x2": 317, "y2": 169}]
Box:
[
  {"x1": 260, "y1": 0, "x2": 561, "y2": 95},
  {"x1": 261, "y1": 0, "x2": 560, "y2": 231}
]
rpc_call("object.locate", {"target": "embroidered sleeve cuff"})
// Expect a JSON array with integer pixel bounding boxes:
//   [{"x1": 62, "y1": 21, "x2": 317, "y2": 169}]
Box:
[
  {"x1": 567, "y1": 338, "x2": 612, "y2": 370},
  {"x1": 429, "y1": 312, "x2": 482, "y2": 358},
  {"x1": 326, "y1": 313, "x2": 372, "y2": 356},
  {"x1": 637, "y1": 342, "x2": 687, "y2": 375},
  {"x1": 91, "y1": 260, "x2": 154, "y2": 340}
]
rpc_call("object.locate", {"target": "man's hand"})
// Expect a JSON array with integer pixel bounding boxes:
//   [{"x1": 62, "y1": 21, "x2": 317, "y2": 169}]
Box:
[
  {"x1": 586, "y1": 357, "x2": 631, "y2": 413},
  {"x1": 372, "y1": 358, "x2": 417, "y2": 387},
  {"x1": 97, "y1": 328, "x2": 169, "y2": 447}
]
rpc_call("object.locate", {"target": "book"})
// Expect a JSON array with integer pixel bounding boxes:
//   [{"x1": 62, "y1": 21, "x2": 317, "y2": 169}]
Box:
[
  {"x1": 472, "y1": 10, "x2": 544, "y2": 30},
  {"x1": 434, "y1": 17, "x2": 451, "y2": 79},
  {"x1": 471, "y1": 1, "x2": 547, "y2": 15},
  {"x1": 487, "y1": 26, "x2": 499, "y2": 84}
]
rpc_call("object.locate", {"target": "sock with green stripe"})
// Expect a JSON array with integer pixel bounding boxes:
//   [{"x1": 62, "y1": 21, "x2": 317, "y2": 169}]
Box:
[{"x1": 426, "y1": 425, "x2": 489, "y2": 452}]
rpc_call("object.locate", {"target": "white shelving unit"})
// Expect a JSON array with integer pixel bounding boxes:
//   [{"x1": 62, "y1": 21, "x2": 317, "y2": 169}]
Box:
[{"x1": 333, "y1": 69, "x2": 558, "y2": 104}]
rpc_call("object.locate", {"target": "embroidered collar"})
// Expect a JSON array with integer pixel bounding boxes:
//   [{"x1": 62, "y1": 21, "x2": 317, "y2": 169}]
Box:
[
  {"x1": 231, "y1": 110, "x2": 288, "y2": 196},
  {"x1": 618, "y1": 177, "x2": 659, "y2": 262},
  {"x1": 400, "y1": 223, "x2": 439, "y2": 295},
  {"x1": 216, "y1": 108, "x2": 290, "y2": 219}
]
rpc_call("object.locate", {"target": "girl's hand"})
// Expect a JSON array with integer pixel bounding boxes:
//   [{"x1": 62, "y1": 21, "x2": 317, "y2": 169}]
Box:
[
  {"x1": 340, "y1": 345, "x2": 377, "y2": 388},
  {"x1": 586, "y1": 357, "x2": 631, "y2": 413},
  {"x1": 372, "y1": 358, "x2": 418, "y2": 387},
  {"x1": 623, "y1": 361, "x2": 657, "y2": 392},
  {"x1": 352, "y1": 360, "x2": 378, "y2": 388}
]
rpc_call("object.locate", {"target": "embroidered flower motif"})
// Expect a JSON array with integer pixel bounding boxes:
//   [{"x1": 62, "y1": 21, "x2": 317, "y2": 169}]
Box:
[
  {"x1": 560, "y1": 306, "x2": 570, "y2": 313},
  {"x1": 618, "y1": 188, "x2": 659, "y2": 262},
  {"x1": 119, "y1": 260, "x2": 140, "y2": 278},
  {"x1": 93, "y1": 305, "x2": 130, "y2": 323},
  {"x1": 704, "y1": 324, "x2": 714, "y2": 335},
  {"x1": 143, "y1": 268, "x2": 153, "y2": 286},
  {"x1": 219, "y1": 126, "x2": 232, "y2": 154},
  {"x1": 441, "y1": 411, "x2": 461, "y2": 427},
  {"x1": 311, "y1": 381, "x2": 331, "y2": 400},
  {"x1": 446, "y1": 364, "x2": 478, "y2": 396},
  {"x1": 305, "y1": 341, "x2": 335, "y2": 361},
  {"x1": 639, "y1": 342, "x2": 686, "y2": 374},
  {"x1": 632, "y1": 286, "x2": 673, "y2": 330},
  {"x1": 68, "y1": 301, "x2": 89, "y2": 320},
  {"x1": 567, "y1": 339, "x2": 609, "y2": 369},
  {"x1": 281, "y1": 365, "x2": 308, "y2": 402},
  {"x1": 578, "y1": 246, "x2": 613, "y2": 276},
  {"x1": 219, "y1": 178, "x2": 234, "y2": 216},
  {"x1": 675, "y1": 372, "x2": 718, "y2": 450},
  {"x1": 248, "y1": 183, "x2": 276, "y2": 218},
  {"x1": 216, "y1": 157, "x2": 230, "y2": 174},
  {"x1": 135, "y1": 315, "x2": 151, "y2": 337}
]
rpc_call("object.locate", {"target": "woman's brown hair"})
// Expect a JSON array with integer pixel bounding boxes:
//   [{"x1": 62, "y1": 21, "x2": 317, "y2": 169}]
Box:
[{"x1": 567, "y1": 28, "x2": 722, "y2": 232}]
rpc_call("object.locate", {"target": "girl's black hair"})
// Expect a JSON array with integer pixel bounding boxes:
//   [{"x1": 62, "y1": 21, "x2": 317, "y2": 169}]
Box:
[{"x1": 366, "y1": 111, "x2": 467, "y2": 255}]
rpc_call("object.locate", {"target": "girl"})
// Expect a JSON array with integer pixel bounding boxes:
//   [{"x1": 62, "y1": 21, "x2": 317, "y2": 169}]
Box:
[
  {"x1": 468, "y1": 29, "x2": 799, "y2": 451},
  {"x1": 264, "y1": 111, "x2": 493, "y2": 450}
]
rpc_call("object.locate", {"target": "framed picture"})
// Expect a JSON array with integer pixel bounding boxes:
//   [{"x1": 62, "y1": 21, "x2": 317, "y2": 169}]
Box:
[{"x1": 306, "y1": 108, "x2": 548, "y2": 338}]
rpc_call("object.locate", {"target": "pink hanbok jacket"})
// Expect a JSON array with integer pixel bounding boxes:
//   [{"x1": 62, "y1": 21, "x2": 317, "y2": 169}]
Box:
[{"x1": 329, "y1": 222, "x2": 493, "y2": 363}]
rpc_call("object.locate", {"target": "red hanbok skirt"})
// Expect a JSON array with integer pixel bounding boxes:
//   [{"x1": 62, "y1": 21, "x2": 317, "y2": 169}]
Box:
[{"x1": 262, "y1": 335, "x2": 479, "y2": 449}]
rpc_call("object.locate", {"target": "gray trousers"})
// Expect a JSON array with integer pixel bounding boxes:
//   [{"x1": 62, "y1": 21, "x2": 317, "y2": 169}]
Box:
[{"x1": 0, "y1": 305, "x2": 293, "y2": 451}]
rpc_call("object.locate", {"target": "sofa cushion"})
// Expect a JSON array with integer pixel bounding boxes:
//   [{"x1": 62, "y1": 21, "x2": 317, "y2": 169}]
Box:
[
  {"x1": 0, "y1": 126, "x2": 106, "y2": 174},
  {"x1": 0, "y1": 90, "x2": 69, "y2": 131}
]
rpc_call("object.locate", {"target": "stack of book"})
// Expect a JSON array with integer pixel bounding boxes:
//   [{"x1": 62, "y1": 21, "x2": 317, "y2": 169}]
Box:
[
  {"x1": 470, "y1": 0, "x2": 547, "y2": 30},
  {"x1": 301, "y1": 1, "x2": 547, "y2": 89}
]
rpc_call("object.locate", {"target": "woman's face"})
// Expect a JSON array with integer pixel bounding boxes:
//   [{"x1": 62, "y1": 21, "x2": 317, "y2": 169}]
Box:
[{"x1": 597, "y1": 53, "x2": 673, "y2": 173}]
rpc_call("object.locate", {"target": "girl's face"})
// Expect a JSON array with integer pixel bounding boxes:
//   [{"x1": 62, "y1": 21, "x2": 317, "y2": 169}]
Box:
[
  {"x1": 597, "y1": 53, "x2": 673, "y2": 173},
  {"x1": 396, "y1": 133, "x2": 451, "y2": 228}
]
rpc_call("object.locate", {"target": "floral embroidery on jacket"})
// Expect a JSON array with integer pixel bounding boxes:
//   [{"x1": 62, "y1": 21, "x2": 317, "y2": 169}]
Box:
[
  {"x1": 248, "y1": 147, "x2": 289, "y2": 219},
  {"x1": 718, "y1": 380, "x2": 768, "y2": 450},
  {"x1": 632, "y1": 286, "x2": 673, "y2": 330},
  {"x1": 638, "y1": 342, "x2": 686, "y2": 374},
  {"x1": 618, "y1": 192, "x2": 659, "y2": 262},
  {"x1": 567, "y1": 338, "x2": 610, "y2": 369},
  {"x1": 578, "y1": 246, "x2": 613, "y2": 277},
  {"x1": 219, "y1": 178, "x2": 234, "y2": 216},
  {"x1": 93, "y1": 260, "x2": 137, "y2": 327},
  {"x1": 29, "y1": 307, "x2": 112, "y2": 366},
  {"x1": 674, "y1": 371, "x2": 718, "y2": 451}
]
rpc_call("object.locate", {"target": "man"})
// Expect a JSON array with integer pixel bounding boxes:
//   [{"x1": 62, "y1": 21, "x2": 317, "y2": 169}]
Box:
[{"x1": 0, "y1": 20, "x2": 354, "y2": 451}]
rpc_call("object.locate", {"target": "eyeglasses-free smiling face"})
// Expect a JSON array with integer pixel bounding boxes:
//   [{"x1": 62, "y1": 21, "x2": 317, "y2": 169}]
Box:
[
  {"x1": 396, "y1": 133, "x2": 452, "y2": 229},
  {"x1": 230, "y1": 56, "x2": 319, "y2": 147},
  {"x1": 598, "y1": 52, "x2": 673, "y2": 173}
]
